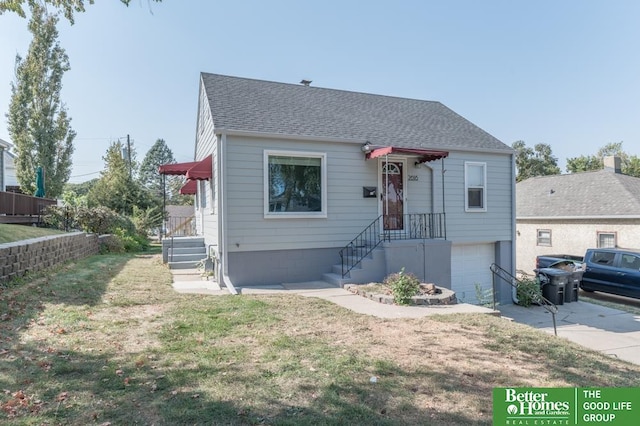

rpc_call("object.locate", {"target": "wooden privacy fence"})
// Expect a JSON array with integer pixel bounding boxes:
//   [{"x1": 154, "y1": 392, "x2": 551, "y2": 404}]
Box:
[{"x1": 0, "y1": 191, "x2": 57, "y2": 216}]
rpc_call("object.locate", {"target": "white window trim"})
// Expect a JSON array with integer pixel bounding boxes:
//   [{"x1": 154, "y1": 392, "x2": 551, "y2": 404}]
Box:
[
  {"x1": 464, "y1": 161, "x2": 487, "y2": 212},
  {"x1": 264, "y1": 149, "x2": 327, "y2": 219}
]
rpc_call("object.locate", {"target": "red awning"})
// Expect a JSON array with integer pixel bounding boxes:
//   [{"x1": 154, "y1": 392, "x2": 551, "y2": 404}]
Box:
[
  {"x1": 158, "y1": 155, "x2": 212, "y2": 180},
  {"x1": 186, "y1": 154, "x2": 212, "y2": 180},
  {"x1": 366, "y1": 147, "x2": 449, "y2": 163},
  {"x1": 158, "y1": 161, "x2": 199, "y2": 175},
  {"x1": 179, "y1": 179, "x2": 197, "y2": 195}
]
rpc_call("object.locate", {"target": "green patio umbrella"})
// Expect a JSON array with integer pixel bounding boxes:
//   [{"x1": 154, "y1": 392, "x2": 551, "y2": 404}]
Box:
[{"x1": 34, "y1": 166, "x2": 46, "y2": 198}]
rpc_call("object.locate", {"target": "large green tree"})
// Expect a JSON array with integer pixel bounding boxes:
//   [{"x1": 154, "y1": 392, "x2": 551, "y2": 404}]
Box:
[
  {"x1": 566, "y1": 142, "x2": 640, "y2": 177},
  {"x1": 512, "y1": 141, "x2": 560, "y2": 182},
  {"x1": 7, "y1": 4, "x2": 75, "y2": 197},
  {"x1": 139, "y1": 138, "x2": 174, "y2": 196},
  {"x1": 0, "y1": 0, "x2": 162, "y2": 24},
  {"x1": 88, "y1": 141, "x2": 157, "y2": 215}
]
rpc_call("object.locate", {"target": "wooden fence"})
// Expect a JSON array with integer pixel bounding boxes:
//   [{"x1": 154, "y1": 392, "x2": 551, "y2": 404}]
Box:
[{"x1": 0, "y1": 191, "x2": 57, "y2": 216}]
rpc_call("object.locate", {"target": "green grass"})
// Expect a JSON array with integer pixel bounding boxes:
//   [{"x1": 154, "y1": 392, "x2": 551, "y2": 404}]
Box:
[
  {"x1": 0, "y1": 253, "x2": 639, "y2": 425},
  {"x1": 0, "y1": 223, "x2": 65, "y2": 244}
]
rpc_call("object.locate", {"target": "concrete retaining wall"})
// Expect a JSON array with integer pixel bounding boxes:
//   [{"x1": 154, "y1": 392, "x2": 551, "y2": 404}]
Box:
[{"x1": 0, "y1": 232, "x2": 100, "y2": 283}]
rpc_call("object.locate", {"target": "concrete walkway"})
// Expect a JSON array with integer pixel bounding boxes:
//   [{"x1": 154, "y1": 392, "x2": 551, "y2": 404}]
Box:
[
  {"x1": 237, "y1": 280, "x2": 499, "y2": 319},
  {"x1": 498, "y1": 301, "x2": 640, "y2": 365},
  {"x1": 168, "y1": 271, "x2": 640, "y2": 365}
]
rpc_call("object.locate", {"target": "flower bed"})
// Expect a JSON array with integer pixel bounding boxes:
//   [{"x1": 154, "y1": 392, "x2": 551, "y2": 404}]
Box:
[{"x1": 344, "y1": 283, "x2": 457, "y2": 306}]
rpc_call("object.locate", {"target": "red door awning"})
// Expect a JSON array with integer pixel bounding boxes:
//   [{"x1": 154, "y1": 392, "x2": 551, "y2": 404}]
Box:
[
  {"x1": 179, "y1": 179, "x2": 198, "y2": 195},
  {"x1": 366, "y1": 147, "x2": 449, "y2": 163},
  {"x1": 159, "y1": 154, "x2": 212, "y2": 180},
  {"x1": 186, "y1": 154, "x2": 212, "y2": 180},
  {"x1": 158, "y1": 161, "x2": 199, "y2": 175}
]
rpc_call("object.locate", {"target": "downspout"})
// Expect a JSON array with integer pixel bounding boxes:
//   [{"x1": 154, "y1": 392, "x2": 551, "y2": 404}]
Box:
[
  {"x1": 441, "y1": 157, "x2": 446, "y2": 240},
  {"x1": 218, "y1": 131, "x2": 238, "y2": 295},
  {"x1": 511, "y1": 152, "x2": 518, "y2": 304}
]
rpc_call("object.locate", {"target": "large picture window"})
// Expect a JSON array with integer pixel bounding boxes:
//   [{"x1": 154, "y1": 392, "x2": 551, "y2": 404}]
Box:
[
  {"x1": 465, "y1": 162, "x2": 486, "y2": 211},
  {"x1": 264, "y1": 150, "x2": 327, "y2": 218}
]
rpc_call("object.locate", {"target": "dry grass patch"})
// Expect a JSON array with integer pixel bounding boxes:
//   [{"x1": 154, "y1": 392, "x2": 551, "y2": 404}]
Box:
[{"x1": 1, "y1": 252, "x2": 639, "y2": 425}]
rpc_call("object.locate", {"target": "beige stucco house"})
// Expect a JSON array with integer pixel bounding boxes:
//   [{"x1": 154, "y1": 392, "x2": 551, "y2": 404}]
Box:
[{"x1": 516, "y1": 156, "x2": 640, "y2": 274}]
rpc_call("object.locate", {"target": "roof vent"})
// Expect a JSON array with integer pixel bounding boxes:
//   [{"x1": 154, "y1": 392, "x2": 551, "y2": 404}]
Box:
[
  {"x1": 300, "y1": 79, "x2": 312, "y2": 86},
  {"x1": 604, "y1": 156, "x2": 622, "y2": 174}
]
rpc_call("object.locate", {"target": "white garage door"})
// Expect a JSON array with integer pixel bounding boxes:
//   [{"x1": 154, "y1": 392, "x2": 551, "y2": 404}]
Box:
[{"x1": 451, "y1": 244, "x2": 495, "y2": 305}]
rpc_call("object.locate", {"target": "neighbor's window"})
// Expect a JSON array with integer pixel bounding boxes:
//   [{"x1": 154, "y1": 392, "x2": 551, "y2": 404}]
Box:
[
  {"x1": 537, "y1": 229, "x2": 552, "y2": 246},
  {"x1": 465, "y1": 162, "x2": 486, "y2": 211},
  {"x1": 597, "y1": 232, "x2": 616, "y2": 248},
  {"x1": 264, "y1": 150, "x2": 327, "y2": 218}
]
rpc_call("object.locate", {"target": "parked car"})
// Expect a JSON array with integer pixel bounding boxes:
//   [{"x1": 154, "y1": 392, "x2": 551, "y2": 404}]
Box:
[{"x1": 581, "y1": 248, "x2": 640, "y2": 299}]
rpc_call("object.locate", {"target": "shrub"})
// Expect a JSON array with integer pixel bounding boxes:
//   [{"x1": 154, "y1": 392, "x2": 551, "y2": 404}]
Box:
[
  {"x1": 516, "y1": 277, "x2": 542, "y2": 307},
  {"x1": 383, "y1": 268, "x2": 420, "y2": 305}
]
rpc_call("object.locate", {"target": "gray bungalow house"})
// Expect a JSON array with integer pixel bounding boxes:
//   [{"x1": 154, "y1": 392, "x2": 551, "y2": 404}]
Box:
[
  {"x1": 516, "y1": 156, "x2": 640, "y2": 274},
  {"x1": 175, "y1": 73, "x2": 516, "y2": 304}
]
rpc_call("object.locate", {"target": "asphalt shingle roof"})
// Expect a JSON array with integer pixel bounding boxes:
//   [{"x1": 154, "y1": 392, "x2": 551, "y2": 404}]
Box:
[
  {"x1": 516, "y1": 169, "x2": 640, "y2": 217},
  {"x1": 201, "y1": 73, "x2": 511, "y2": 152}
]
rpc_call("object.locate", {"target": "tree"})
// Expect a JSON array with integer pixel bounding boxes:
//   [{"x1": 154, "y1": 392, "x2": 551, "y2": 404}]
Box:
[
  {"x1": 6, "y1": 4, "x2": 75, "y2": 198},
  {"x1": 88, "y1": 141, "x2": 157, "y2": 215},
  {"x1": 566, "y1": 142, "x2": 640, "y2": 177},
  {"x1": 139, "y1": 138, "x2": 175, "y2": 195},
  {"x1": 0, "y1": 0, "x2": 162, "y2": 25},
  {"x1": 512, "y1": 141, "x2": 560, "y2": 182}
]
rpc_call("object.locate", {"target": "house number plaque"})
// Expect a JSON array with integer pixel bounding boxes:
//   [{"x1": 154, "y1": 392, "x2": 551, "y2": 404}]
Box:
[{"x1": 408, "y1": 175, "x2": 419, "y2": 181}]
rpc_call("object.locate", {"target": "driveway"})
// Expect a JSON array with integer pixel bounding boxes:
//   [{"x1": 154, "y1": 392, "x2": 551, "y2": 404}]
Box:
[{"x1": 498, "y1": 300, "x2": 640, "y2": 365}]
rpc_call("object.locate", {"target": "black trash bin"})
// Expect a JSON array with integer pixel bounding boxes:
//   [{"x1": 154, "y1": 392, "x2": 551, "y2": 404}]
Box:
[
  {"x1": 536, "y1": 268, "x2": 571, "y2": 305},
  {"x1": 565, "y1": 270, "x2": 583, "y2": 303}
]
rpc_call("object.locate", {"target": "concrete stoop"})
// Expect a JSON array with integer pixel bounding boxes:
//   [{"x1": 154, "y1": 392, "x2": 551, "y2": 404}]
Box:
[
  {"x1": 322, "y1": 247, "x2": 386, "y2": 286},
  {"x1": 164, "y1": 237, "x2": 207, "y2": 270}
]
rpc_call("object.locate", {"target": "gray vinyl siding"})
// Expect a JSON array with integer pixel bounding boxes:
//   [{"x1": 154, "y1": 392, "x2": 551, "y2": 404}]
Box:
[
  {"x1": 224, "y1": 135, "x2": 382, "y2": 252},
  {"x1": 443, "y1": 151, "x2": 514, "y2": 243},
  {"x1": 194, "y1": 80, "x2": 219, "y2": 249}
]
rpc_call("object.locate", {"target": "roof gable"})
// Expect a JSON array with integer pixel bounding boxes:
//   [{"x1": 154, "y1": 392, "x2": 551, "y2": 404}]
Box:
[
  {"x1": 200, "y1": 73, "x2": 511, "y2": 152},
  {"x1": 517, "y1": 170, "x2": 640, "y2": 217}
]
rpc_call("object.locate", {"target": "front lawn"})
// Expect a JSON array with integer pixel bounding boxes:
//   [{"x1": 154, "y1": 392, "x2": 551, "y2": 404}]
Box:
[{"x1": 1, "y1": 253, "x2": 639, "y2": 425}]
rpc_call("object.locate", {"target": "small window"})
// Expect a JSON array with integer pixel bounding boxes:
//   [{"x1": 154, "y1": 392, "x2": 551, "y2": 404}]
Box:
[
  {"x1": 264, "y1": 150, "x2": 327, "y2": 218},
  {"x1": 537, "y1": 229, "x2": 551, "y2": 246},
  {"x1": 199, "y1": 180, "x2": 208, "y2": 209},
  {"x1": 465, "y1": 162, "x2": 486, "y2": 211},
  {"x1": 597, "y1": 232, "x2": 616, "y2": 248}
]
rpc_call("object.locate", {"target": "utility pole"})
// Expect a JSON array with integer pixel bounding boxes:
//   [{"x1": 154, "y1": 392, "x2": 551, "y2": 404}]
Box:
[{"x1": 127, "y1": 134, "x2": 132, "y2": 180}]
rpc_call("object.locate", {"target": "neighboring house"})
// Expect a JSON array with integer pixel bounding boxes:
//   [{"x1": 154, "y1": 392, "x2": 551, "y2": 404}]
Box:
[
  {"x1": 0, "y1": 138, "x2": 18, "y2": 192},
  {"x1": 516, "y1": 156, "x2": 640, "y2": 274},
  {"x1": 167, "y1": 73, "x2": 516, "y2": 304}
]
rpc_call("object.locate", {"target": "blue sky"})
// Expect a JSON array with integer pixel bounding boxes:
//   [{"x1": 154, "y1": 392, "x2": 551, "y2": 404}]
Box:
[{"x1": 1, "y1": 0, "x2": 640, "y2": 183}]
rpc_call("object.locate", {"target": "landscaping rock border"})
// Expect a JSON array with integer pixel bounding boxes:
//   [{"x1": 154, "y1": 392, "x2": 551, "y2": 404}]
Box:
[{"x1": 344, "y1": 284, "x2": 458, "y2": 306}]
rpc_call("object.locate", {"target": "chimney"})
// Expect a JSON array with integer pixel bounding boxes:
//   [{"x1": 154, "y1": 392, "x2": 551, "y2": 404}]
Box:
[{"x1": 604, "y1": 156, "x2": 622, "y2": 174}]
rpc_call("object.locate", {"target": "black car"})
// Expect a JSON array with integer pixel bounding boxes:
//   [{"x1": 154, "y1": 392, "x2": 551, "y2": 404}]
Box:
[{"x1": 581, "y1": 248, "x2": 640, "y2": 299}]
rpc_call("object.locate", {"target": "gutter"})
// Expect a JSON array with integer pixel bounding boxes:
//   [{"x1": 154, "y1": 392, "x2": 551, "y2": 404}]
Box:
[{"x1": 511, "y1": 153, "x2": 519, "y2": 304}]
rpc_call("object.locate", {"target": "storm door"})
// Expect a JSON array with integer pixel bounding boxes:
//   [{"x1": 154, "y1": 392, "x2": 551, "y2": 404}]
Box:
[{"x1": 381, "y1": 160, "x2": 405, "y2": 231}]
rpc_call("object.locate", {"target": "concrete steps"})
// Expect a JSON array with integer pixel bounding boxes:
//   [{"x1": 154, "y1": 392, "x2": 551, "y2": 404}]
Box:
[
  {"x1": 323, "y1": 247, "x2": 386, "y2": 287},
  {"x1": 163, "y1": 237, "x2": 207, "y2": 270}
]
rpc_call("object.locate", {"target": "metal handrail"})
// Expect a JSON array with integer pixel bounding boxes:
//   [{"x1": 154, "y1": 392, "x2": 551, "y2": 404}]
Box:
[
  {"x1": 339, "y1": 213, "x2": 446, "y2": 278},
  {"x1": 490, "y1": 263, "x2": 558, "y2": 336}
]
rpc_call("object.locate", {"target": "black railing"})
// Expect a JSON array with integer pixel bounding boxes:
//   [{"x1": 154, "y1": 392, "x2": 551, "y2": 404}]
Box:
[
  {"x1": 490, "y1": 263, "x2": 558, "y2": 336},
  {"x1": 339, "y1": 213, "x2": 446, "y2": 278}
]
